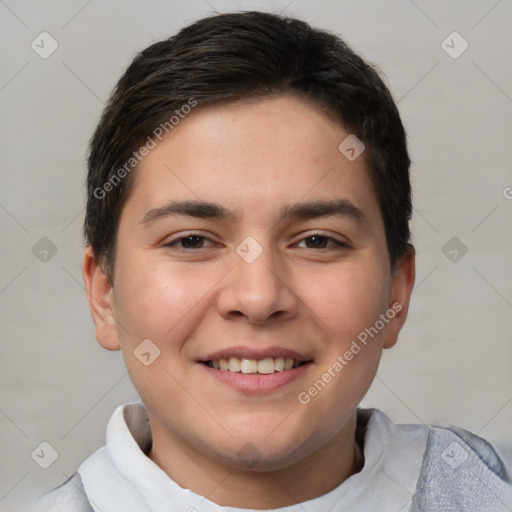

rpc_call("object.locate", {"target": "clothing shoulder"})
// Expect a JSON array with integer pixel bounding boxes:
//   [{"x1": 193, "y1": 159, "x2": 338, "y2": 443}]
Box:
[
  {"x1": 32, "y1": 473, "x2": 93, "y2": 512},
  {"x1": 411, "y1": 423, "x2": 512, "y2": 512}
]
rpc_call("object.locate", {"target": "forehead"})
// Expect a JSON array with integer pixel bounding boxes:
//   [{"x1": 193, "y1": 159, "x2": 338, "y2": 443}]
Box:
[{"x1": 125, "y1": 95, "x2": 381, "y2": 226}]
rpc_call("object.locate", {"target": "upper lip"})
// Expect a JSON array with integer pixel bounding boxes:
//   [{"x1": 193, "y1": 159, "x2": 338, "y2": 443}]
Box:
[{"x1": 201, "y1": 346, "x2": 313, "y2": 362}]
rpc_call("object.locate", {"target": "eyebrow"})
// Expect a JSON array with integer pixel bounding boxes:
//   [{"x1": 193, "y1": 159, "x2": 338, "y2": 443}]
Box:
[{"x1": 139, "y1": 198, "x2": 368, "y2": 227}]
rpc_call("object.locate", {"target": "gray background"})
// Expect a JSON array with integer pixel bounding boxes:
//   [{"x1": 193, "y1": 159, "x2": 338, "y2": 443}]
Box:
[{"x1": 1, "y1": 0, "x2": 511, "y2": 509}]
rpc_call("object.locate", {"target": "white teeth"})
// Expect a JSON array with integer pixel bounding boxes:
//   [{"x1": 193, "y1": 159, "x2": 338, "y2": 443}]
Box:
[
  {"x1": 240, "y1": 359, "x2": 258, "y2": 374},
  {"x1": 208, "y1": 356, "x2": 305, "y2": 374},
  {"x1": 228, "y1": 357, "x2": 241, "y2": 372},
  {"x1": 257, "y1": 358, "x2": 275, "y2": 375}
]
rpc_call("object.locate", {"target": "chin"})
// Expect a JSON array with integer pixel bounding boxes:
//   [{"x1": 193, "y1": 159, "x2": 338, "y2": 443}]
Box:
[{"x1": 208, "y1": 426, "x2": 318, "y2": 472}]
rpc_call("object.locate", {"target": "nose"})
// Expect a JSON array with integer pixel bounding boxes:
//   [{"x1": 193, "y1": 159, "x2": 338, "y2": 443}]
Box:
[{"x1": 216, "y1": 239, "x2": 299, "y2": 325}]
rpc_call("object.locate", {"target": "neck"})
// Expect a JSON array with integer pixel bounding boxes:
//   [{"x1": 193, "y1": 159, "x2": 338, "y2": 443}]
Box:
[{"x1": 148, "y1": 414, "x2": 362, "y2": 509}]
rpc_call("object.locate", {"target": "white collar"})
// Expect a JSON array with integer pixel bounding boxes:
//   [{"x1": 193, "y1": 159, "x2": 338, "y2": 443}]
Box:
[{"x1": 79, "y1": 401, "x2": 428, "y2": 512}]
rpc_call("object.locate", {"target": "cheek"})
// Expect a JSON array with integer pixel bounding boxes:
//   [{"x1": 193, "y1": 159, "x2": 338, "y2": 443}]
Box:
[
  {"x1": 295, "y1": 259, "x2": 391, "y2": 423},
  {"x1": 304, "y1": 259, "x2": 391, "y2": 349},
  {"x1": 111, "y1": 258, "x2": 218, "y2": 406},
  {"x1": 112, "y1": 254, "x2": 223, "y2": 350}
]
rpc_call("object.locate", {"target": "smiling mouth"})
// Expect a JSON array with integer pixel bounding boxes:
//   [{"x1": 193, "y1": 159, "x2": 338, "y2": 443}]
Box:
[{"x1": 202, "y1": 357, "x2": 311, "y2": 375}]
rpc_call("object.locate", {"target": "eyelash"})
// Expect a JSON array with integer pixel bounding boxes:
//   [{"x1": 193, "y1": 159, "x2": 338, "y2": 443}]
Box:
[{"x1": 163, "y1": 233, "x2": 350, "y2": 251}]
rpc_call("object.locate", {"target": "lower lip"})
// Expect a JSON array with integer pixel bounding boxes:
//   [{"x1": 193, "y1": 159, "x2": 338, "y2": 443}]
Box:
[{"x1": 199, "y1": 362, "x2": 313, "y2": 394}]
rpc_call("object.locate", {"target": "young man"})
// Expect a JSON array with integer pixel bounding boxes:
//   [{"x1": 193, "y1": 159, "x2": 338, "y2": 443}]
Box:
[{"x1": 35, "y1": 10, "x2": 511, "y2": 512}]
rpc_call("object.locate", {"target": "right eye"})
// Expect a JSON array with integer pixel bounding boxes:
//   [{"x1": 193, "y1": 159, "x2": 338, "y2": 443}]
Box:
[{"x1": 163, "y1": 234, "x2": 216, "y2": 250}]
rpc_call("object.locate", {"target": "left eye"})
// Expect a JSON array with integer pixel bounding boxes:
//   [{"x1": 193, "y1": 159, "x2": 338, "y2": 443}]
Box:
[
  {"x1": 296, "y1": 234, "x2": 348, "y2": 249},
  {"x1": 164, "y1": 235, "x2": 214, "y2": 249}
]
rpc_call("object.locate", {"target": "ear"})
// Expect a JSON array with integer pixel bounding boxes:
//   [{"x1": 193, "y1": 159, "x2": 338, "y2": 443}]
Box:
[
  {"x1": 82, "y1": 246, "x2": 121, "y2": 351},
  {"x1": 383, "y1": 244, "x2": 415, "y2": 349}
]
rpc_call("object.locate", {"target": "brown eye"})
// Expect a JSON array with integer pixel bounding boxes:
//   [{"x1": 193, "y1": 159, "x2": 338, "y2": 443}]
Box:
[
  {"x1": 179, "y1": 235, "x2": 205, "y2": 248},
  {"x1": 297, "y1": 234, "x2": 348, "y2": 250},
  {"x1": 304, "y1": 235, "x2": 329, "y2": 249},
  {"x1": 164, "y1": 234, "x2": 215, "y2": 250}
]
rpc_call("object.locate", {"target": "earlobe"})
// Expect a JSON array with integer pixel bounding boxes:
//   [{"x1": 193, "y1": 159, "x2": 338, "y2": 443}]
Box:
[
  {"x1": 383, "y1": 245, "x2": 416, "y2": 349},
  {"x1": 82, "y1": 246, "x2": 121, "y2": 351}
]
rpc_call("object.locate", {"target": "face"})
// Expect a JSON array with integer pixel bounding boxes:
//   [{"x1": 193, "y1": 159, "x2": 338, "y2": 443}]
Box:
[{"x1": 84, "y1": 95, "x2": 414, "y2": 473}]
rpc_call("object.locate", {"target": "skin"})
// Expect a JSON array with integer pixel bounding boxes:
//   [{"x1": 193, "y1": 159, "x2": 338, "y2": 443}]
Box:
[{"x1": 82, "y1": 94, "x2": 415, "y2": 508}]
